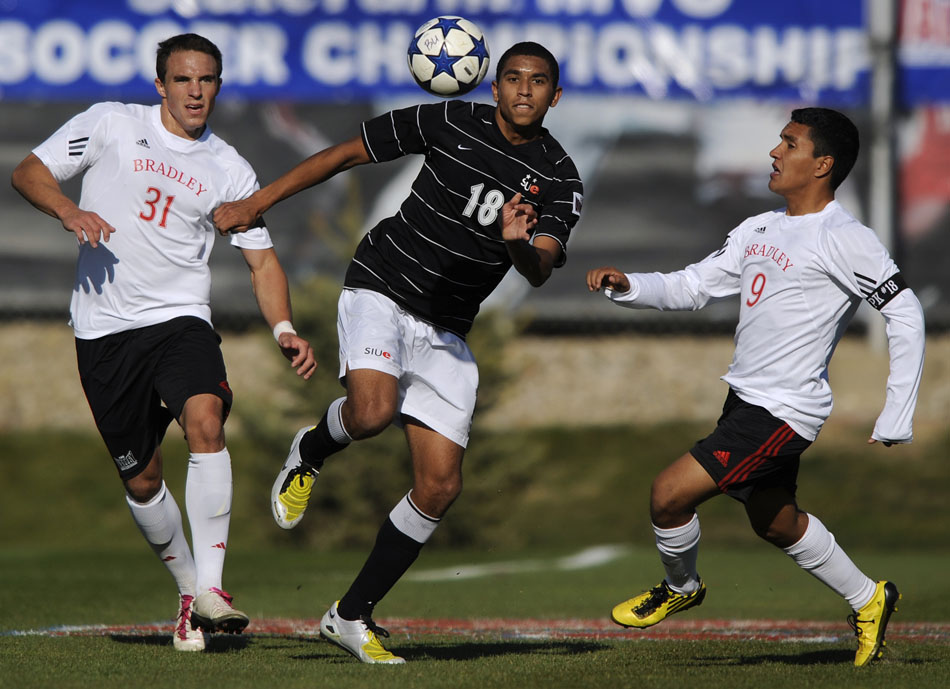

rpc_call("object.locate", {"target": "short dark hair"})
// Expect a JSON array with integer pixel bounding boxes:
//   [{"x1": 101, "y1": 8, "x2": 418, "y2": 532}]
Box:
[
  {"x1": 790, "y1": 107, "x2": 859, "y2": 190},
  {"x1": 156, "y1": 33, "x2": 222, "y2": 83},
  {"x1": 494, "y1": 42, "x2": 559, "y2": 89}
]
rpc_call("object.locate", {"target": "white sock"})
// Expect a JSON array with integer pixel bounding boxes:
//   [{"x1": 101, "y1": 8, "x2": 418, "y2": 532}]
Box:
[
  {"x1": 185, "y1": 449, "x2": 233, "y2": 594},
  {"x1": 783, "y1": 513, "x2": 877, "y2": 610},
  {"x1": 390, "y1": 492, "x2": 440, "y2": 543},
  {"x1": 654, "y1": 513, "x2": 701, "y2": 594},
  {"x1": 326, "y1": 397, "x2": 352, "y2": 444},
  {"x1": 126, "y1": 482, "x2": 196, "y2": 597}
]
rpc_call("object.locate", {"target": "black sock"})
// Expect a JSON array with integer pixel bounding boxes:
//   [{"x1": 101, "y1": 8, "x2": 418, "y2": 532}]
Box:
[
  {"x1": 337, "y1": 518, "x2": 424, "y2": 620},
  {"x1": 299, "y1": 406, "x2": 348, "y2": 468}
]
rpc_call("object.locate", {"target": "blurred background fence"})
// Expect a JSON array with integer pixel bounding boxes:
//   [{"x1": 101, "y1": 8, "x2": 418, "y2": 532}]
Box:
[
  {"x1": 1, "y1": 1, "x2": 949, "y2": 335},
  {"x1": 1, "y1": 1, "x2": 948, "y2": 558}
]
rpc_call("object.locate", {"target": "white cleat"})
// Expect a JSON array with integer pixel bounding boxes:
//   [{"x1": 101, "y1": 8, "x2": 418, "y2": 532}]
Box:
[
  {"x1": 319, "y1": 601, "x2": 405, "y2": 664},
  {"x1": 190, "y1": 588, "x2": 249, "y2": 634},
  {"x1": 271, "y1": 426, "x2": 319, "y2": 530},
  {"x1": 173, "y1": 594, "x2": 205, "y2": 652}
]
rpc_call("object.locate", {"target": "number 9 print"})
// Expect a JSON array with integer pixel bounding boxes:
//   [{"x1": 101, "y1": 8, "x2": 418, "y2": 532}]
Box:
[{"x1": 746, "y1": 272, "x2": 766, "y2": 307}]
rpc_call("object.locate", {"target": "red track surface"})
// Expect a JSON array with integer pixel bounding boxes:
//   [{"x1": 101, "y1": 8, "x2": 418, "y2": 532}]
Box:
[{"x1": 13, "y1": 618, "x2": 950, "y2": 643}]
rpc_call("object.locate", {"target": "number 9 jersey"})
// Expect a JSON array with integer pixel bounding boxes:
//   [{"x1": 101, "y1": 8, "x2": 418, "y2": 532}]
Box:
[
  {"x1": 32, "y1": 102, "x2": 273, "y2": 339},
  {"x1": 605, "y1": 200, "x2": 925, "y2": 444}
]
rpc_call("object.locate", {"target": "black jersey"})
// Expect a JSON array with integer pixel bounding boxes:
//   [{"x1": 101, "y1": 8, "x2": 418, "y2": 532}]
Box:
[{"x1": 345, "y1": 100, "x2": 583, "y2": 338}]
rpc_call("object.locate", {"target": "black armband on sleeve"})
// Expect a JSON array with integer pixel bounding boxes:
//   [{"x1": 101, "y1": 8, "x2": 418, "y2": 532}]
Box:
[{"x1": 865, "y1": 272, "x2": 907, "y2": 310}]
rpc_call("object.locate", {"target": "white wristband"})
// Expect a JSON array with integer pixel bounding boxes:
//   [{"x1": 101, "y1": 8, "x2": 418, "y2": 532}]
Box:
[{"x1": 273, "y1": 320, "x2": 296, "y2": 341}]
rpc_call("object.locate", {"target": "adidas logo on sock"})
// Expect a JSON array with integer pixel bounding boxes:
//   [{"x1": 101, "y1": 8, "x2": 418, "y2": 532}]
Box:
[{"x1": 136, "y1": 138, "x2": 150, "y2": 148}]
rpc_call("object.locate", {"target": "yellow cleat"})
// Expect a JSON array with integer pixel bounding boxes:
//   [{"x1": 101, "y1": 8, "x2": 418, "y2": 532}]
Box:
[
  {"x1": 320, "y1": 601, "x2": 406, "y2": 664},
  {"x1": 611, "y1": 579, "x2": 706, "y2": 628},
  {"x1": 271, "y1": 426, "x2": 319, "y2": 529},
  {"x1": 850, "y1": 580, "x2": 900, "y2": 667}
]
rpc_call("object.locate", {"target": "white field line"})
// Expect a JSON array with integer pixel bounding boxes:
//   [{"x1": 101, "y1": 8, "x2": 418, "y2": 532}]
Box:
[{"x1": 405, "y1": 544, "x2": 630, "y2": 582}]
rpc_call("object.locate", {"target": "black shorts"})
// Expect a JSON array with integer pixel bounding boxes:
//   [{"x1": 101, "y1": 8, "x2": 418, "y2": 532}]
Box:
[
  {"x1": 75, "y1": 316, "x2": 233, "y2": 480},
  {"x1": 690, "y1": 389, "x2": 811, "y2": 503}
]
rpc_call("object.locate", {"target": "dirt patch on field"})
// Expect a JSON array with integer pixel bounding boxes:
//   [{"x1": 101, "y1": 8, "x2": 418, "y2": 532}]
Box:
[{"x1": 1, "y1": 322, "x2": 946, "y2": 440}]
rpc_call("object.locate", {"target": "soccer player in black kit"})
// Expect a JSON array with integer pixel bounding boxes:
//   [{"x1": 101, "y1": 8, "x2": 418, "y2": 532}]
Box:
[{"x1": 214, "y1": 42, "x2": 583, "y2": 663}]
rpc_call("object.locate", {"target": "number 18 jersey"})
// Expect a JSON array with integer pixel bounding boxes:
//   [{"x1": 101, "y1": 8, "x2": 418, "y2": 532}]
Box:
[
  {"x1": 349, "y1": 100, "x2": 583, "y2": 338},
  {"x1": 33, "y1": 102, "x2": 273, "y2": 339}
]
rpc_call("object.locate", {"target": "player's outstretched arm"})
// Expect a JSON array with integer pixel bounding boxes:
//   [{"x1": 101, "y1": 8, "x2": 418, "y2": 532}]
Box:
[
  {"x1": 214, "y1": 136, "x2": 372, "y2": 235},
  {"x1": 11, "y1": 153, "x2": 115, "y2": 247},
  {"x1": 241, "y1": 247, "x2": 317, "y2": 380},
  {"x1": 586, "y1": 267, "x2": 631, "y2": 293}
]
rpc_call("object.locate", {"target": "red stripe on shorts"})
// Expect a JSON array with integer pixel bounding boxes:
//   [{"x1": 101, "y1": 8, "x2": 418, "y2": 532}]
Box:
[{"x1": 717, "y1": 423, "x2": 796, "y2": 491}]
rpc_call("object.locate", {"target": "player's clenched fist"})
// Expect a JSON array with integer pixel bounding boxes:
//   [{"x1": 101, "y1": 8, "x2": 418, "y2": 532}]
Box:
[{"x1": 586, "y1": 266, "x2": 630, "y2": 293}]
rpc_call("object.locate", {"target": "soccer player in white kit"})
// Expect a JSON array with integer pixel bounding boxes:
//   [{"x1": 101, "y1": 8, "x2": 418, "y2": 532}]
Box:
[
  {"x1": 587, "y1": 108, "x2": 925, "y2": 667},
  {"x1": 11, "y1": 33, "x2": 316, "y2": 652}
]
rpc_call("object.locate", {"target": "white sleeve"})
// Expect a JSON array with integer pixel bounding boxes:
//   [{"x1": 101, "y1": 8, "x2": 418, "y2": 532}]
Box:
[
  {"x1": 226, "y1": 157, "x2": 274, "y2": 251},
  {"x1": 606, "y1": 230, "x2": 742, "y2": 311},
  {"x1": 32, "y1": 103, "x2": 110, "y2": 181},
  {"x1": 871, "y1": 289, "x2": 926, "y2": 444},
  {"x1": 819, "y1": 221, "x2": 924, "y2": 442}
]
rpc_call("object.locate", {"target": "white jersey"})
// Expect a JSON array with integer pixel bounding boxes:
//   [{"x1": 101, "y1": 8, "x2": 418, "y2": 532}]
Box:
[
  {"x1": 33, "y1": 102, "x2": 273, "y2": 339},
  {"x1": 606, "y1": 200, "x2": 925, "y2": 442}
]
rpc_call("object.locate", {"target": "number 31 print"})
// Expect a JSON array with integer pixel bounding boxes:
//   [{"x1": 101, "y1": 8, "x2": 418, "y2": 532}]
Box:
[{"x1": 140, "y1": 187, "x2": 175, "y2": 228}]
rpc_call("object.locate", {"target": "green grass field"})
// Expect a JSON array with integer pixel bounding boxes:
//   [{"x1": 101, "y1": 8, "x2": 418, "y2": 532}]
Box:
[
  {"x1": 1, "y1": 425, "x2": 948, "y2": 688},
  {"x1": 1, "y1": 546, "x2": 948, "y2": 689}
]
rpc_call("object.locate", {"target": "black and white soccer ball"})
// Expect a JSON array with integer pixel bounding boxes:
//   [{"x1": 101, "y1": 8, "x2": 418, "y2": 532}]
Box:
[{"x1": 407, "y1": 16, "x2": 490, "y2": 97}]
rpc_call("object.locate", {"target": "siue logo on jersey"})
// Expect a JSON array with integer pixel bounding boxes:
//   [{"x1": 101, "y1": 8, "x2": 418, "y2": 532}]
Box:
[
  {"x1": 364, "y1": 346, "x2": 392, "y2": 360},
  {"x1": 520, "y1": 174, "x2": 540, "y2": 196}
]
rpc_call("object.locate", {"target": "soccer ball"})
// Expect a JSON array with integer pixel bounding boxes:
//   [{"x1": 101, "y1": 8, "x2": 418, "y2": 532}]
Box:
[{"x1": 407, "y1": 16, "x2": 490, "y2": 97}]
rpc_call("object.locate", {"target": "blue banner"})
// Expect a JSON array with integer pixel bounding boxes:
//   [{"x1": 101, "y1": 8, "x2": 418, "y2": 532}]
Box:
[{"x1": 0, "y1": 0, "x2": 946, "y2": 104}]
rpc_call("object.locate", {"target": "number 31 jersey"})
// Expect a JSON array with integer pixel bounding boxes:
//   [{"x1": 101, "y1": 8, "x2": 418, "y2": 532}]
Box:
[{"x1": 33, "y1": 102, "x2": 273, "y2": 339}]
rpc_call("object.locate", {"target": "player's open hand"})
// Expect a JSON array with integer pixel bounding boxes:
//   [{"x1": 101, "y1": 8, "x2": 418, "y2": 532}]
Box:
[
  {"x1": 277, "y1": 332, "x2": 318, "y2": 380},
  {"x1": 61, "y1": 207, "x2": 115, "y2": 247},
  {"x1": 586, "y1": 266, "x2": 630, "y2": 293},
  {"x1": 500, "y1": 193, "x2": 538, "y2": 242},
  {"x1": 213, "y1": 197, "x2": 263, "y2": 236}
]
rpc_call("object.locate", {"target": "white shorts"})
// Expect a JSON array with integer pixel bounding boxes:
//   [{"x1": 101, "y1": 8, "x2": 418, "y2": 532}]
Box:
[{"x1": 337, "y1": 288, "x2": 478, "y2": 448}]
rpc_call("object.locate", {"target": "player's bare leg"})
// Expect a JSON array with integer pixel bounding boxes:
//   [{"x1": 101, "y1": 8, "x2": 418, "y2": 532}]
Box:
[
  {"x1": 272, "y1": 368, "x2": 397, "y2": 528},
  {"x1": 744, "y1": 484, "x2": 807, "y2": 547},
  {"x1": 750, "y1": 485, "x2": 895, "y2": 666},
  {"x1": 612, "y1": 454, "x2": 719, "y2": 628},
  {"x1": 649, "y1": 453, "x2": 720, "y2": 529},
  {"x1": 321, "y1": 420, "x2": 462, "y2": 663}
]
